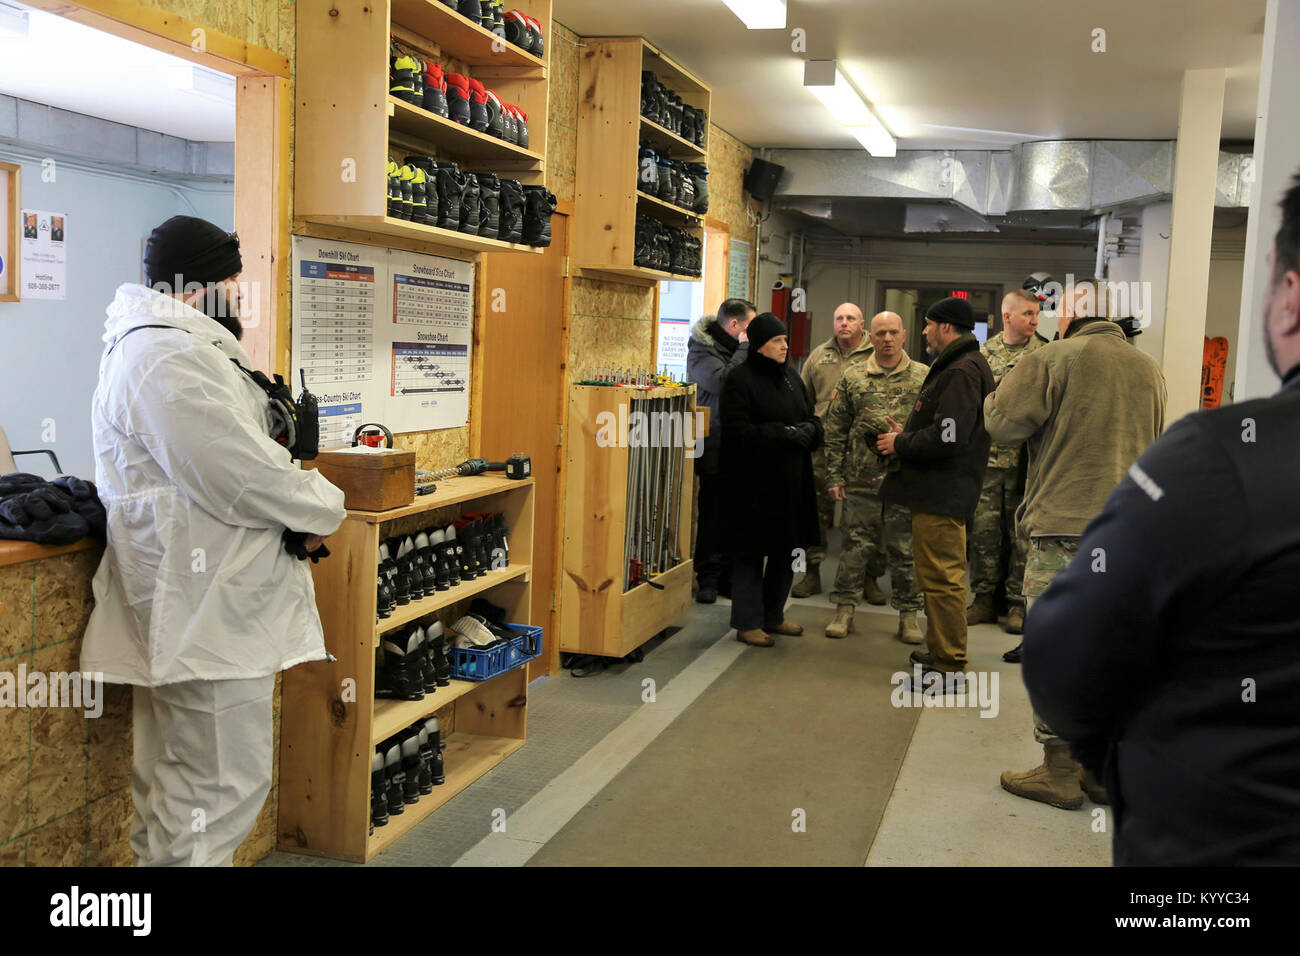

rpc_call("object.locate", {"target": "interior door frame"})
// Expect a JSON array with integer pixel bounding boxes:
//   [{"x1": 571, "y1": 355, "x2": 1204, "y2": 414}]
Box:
[{"x1": 26, "y1": 0, "x2": 292, "y2": 375}]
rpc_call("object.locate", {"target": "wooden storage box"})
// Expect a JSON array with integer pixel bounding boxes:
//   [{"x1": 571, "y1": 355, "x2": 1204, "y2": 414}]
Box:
[{"x1": 306, "y1": 447, "x2": 415, "y2": 511}]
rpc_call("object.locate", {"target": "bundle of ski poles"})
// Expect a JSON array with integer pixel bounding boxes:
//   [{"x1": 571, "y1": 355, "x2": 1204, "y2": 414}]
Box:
[{"x1": 622, "y1": 388, "x2": 691, "y2": 591}]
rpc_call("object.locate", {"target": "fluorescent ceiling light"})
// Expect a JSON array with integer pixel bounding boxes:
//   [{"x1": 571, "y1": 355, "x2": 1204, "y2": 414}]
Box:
[
  {"x1": 166, "y1": 64, "x2": 236, "y2": 105},
  {"x1": 804, "y1": 60, "x2": 897, "y2": 157},
  {"x1": 721, "y1": 0, "x2": 786, "y2": 30}
]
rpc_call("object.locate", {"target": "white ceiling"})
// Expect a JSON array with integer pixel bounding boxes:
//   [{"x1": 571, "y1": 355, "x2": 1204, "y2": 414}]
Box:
[
  {"x1": 0, "y1": 2, "x2": 235, "y2": 142},
  {"x1": 553, "y1": 0, "x2": 1266, "y2": 150}
]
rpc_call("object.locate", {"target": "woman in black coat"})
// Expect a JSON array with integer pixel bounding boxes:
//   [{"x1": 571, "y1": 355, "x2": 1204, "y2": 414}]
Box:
[{"x1": 719, "y1": 313, "x2": 823, "y2": 646}]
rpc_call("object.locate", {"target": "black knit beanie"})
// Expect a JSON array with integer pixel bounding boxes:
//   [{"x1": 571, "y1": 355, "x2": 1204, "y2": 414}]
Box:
[
  {"x1": 746, "y1": 312, "x2": 788, "y2": 352},
  {"x1": 926, "y1": 296, "x2": 976, "y2": 330},
  {"x1": 143, "y1": 215, "x2": 242, "y2": 291}
]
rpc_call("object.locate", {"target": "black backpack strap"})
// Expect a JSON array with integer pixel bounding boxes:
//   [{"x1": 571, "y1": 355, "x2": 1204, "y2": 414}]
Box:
[{"x1": 105, "y1": 324, "x2": 190, "y2": 357}]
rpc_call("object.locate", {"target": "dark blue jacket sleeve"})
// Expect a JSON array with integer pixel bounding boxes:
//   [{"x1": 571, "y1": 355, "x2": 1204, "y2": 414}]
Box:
[{"x1": 1024, "y1": 416, "x2": 1247, "y2": 747}]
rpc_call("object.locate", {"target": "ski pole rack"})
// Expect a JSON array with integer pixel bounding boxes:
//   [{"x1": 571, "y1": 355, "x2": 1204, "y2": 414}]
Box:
[{"x1": 560, "y1": 383, "x2": 697, "y2": 658}]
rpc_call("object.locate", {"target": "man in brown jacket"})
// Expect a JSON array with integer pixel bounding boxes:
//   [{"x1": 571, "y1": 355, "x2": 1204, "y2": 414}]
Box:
[{"x1": 984, "y1": 283, "x2": 1166, "y2": 810}]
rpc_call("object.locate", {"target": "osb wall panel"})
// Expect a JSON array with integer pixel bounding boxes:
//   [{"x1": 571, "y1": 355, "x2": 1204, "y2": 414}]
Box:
[
  {"x1": 547, "y1": 22, "x2": 580, "y2": 204},
  {"x1": 568, "y1": 278, "x2": 655, "y2": 379},
  {"x1": 0, "y1": 548, "x2": 280, "y2": 867}
]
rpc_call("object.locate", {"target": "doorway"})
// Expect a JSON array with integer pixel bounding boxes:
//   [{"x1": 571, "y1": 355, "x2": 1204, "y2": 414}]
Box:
[{"x1": 876, "y1": 281, "x2": 1004, "y2": 359}]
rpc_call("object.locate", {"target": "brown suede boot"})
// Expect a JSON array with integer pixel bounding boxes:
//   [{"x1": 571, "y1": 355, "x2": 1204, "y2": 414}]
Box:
[
  {"x1": 767, "y1": 620, "x2": 804, "y2": 636},
  {"x1": 825, "y1": 604, "x2": 855, "y2": 639},
  {"x1": 966, "y1": 592, "x2": 997, "y2": 625},
  {"x1": 736, "y1": 629, "x2": 774, "y2": 647},
  {"x1": 1005, "y1": 604, "x2": 1025, "y2": 634},
  {"x1": 1000, "y1": 740, "x2": 1085, "y2": 810},
  {"x1": 790, "y1": 566, "x2": 822, "y2": 598},
  {"x1": 1080, "y1": 767, "x2": 1111, "y2": 805}
]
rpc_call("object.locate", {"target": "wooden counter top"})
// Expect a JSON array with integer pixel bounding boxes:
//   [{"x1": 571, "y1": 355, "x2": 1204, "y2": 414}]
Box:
[{"x1": 0, "y1": 537, "x2": 101, "y2": 570}]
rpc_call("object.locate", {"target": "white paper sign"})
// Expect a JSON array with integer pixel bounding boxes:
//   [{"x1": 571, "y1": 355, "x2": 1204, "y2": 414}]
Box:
[{"x1": 20, "y1": 208, "x2": 67, "y2": 300}]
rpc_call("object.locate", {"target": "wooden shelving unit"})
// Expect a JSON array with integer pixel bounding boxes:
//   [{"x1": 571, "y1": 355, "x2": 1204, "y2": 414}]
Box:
[
  {"x1": 574, "y1": 37, "x2": 711, "y2": 285},
  {"x1": 559, "y1": 386, "x2": 696, "y2": 658},
  {"x1": 295, "y1": 0, "x2": 551, "y2": 258},
  {"x1": 279, "y1": 474, "x2": 535, "y2": 862}
]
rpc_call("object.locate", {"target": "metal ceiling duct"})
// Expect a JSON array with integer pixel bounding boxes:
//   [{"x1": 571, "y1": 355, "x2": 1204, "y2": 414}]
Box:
[{"x1": 765, "y1": 141, "x2": 1247, "y2": 217}]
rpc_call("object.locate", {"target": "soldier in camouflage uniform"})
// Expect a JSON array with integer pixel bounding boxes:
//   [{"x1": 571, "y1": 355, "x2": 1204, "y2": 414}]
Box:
[
  {"x1": 822, "y1": 312, "x2": 928, "y2": 642},
  {"x1": 966, "y1": 289, "x2": 1048, "y2": 635},
  {"x1": 793, "y1": 302, "x2": 875, "y2": 599}
]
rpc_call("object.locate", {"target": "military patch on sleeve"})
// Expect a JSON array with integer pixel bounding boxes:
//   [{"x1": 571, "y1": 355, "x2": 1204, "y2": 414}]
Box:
[{"x1": 830, "y1": 387, "x2": 838, "y2": 402}]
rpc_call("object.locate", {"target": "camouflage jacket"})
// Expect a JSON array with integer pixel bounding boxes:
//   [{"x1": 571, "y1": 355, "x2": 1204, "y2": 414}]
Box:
[
  {"x1": 983, "y1": 332, "x2": 1048, "y2": 468},
  {"x1": 823, "y1": 351, "x2": 928, "y2": 492},
  {"x1": 801, "y1": 336, "x2": 874, "y2": 419}
]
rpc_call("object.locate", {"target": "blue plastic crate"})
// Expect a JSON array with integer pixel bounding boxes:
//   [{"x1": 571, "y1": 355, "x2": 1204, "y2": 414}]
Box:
[{"x1": 450, "y1": 623, "x2": 543, "y2": 682}]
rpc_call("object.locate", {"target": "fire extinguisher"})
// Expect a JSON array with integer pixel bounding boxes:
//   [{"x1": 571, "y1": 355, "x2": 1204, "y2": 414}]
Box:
[{"x1": 772, "y1": 278, "x2": 810, "y2": 358}]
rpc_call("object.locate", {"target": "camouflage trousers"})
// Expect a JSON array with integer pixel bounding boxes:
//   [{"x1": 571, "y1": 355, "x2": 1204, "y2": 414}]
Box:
[
  {"x1": 829, "y1": 490, "x2": 922, "y2": 610},
  {"x1": 1023, "y1": 535, "x2": 1080, "y2": 745},
  {"x1": 808, "y1": 445, "x2": 836, "y2": 566},
  {"x1": 968, "y1": 464, "x2": 1026, "y2": 605}
]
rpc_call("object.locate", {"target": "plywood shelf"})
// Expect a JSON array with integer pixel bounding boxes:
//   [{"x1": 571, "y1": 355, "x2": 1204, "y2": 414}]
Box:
[
  {"x1": 637, "y1": 189, "x2": 705, "y2": 225},
  {"x1": 388, "y1": 96, "x2": 545, "y2": 164},
  {"x1": 367, "y1": 732, "x2": 526, "y2": 857},
  {"x1": 279, "y1": 474, "x2": 534, "y2": 861},
  {"x1": 390, "y1": 0, "x2": 546, "y2": 70},
  {"x1": 639, "y1": 116, "x2": 707, "y2": 160},
  {"x1": 298, "y1": 214, "x2": 544, "y2": 255},
  {"x1": 575, "y1": 36, "x2": 711, "y2": 285},
  {"x1": 294, "y1": 0, "x2": 551, "y2": 259},
  {"x1": 375, "y1": 564, "x2": 531, "y2": 639}
]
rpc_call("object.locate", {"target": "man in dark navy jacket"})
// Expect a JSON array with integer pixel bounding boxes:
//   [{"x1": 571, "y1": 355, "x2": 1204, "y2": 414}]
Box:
[{"x1": 1025, "y1": 171, "x2": 1300, "y2": 865}]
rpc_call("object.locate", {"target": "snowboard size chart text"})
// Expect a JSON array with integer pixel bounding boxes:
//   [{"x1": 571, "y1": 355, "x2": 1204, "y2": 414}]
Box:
[{"x1": 391, "y1": 272, "x2": 472, "y2": 327}]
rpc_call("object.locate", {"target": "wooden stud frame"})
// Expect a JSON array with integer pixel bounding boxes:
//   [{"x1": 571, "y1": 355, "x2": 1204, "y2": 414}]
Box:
[{"x1": 0, "y1": 163, "x2": 19, "y2": 302}]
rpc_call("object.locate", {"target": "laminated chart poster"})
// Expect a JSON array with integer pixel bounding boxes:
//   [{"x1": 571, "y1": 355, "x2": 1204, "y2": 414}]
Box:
[
  {"x1": 290, "y1": 237, "x2": 474, "y2": 443},
  {"x1": 290, "y1": 237, "x2": 382, "y2": 448},
  {"x1": 386, "y1": 249, "x2": 473, "y2": 433}
]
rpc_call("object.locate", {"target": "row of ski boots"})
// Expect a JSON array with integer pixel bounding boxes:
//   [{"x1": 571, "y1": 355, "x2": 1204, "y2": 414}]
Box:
[
  {"x1": 634, "y1": 214, "x2": 703, "y2": 277},
  {"x1": 385, "y1": 158, "x2": 556, "y2": 247},
  {"x1": 638, "y1": 146, "x2": 709, "y2": 214},
  {"x1": 389, "y1": 50, "x2": 531, "y2": 148},
  {"x1": 376, "y1": 514, "x2": 512, "y2": 619},
  {"x1": 437, "y1": 1, "x2": 545, "y2": 57},
  {"x1": 371, "y1": 717, "x2": 445, "y2": 831},
  {"x1": 376, "y1": 621, "x2": 452, "y2": 700},
  {"x1": 640, "y1": 71, "x2": 706, "y2": 148}
]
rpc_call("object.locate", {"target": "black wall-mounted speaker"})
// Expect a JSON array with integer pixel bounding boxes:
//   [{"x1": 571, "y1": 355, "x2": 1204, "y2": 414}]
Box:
[{"x1": 744, "y1": 159, "x2": 784, "y2": 202}]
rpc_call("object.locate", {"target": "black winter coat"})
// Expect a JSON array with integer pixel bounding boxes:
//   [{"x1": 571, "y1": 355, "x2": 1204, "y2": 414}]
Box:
[
  {"x1": 1026, "y1": 374, "x2": 1300, "y2": 865},
  {"x1": 719, "y1": 351, "x2": 823, "y2": 559},
  {"x1": 880, "y1": 334, "x2": 994, "y2": 521}
]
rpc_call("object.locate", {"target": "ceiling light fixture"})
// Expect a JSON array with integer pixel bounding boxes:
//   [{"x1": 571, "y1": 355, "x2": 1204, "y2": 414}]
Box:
[
  {"x1": 804, "y1": 59, "x2": 896, "y2": 157},
  {"x1": 720, "y1": 0, "x2": 786, "y2": 30}
]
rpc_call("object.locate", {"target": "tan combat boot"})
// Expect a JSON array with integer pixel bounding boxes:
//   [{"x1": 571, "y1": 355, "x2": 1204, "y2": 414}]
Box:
[
  {"x1": 736, "y1": 629, "x2": 774, "y2": 647},
  {"x1": 966, "y1": 593, "x2": 997, "y2": 625},
  {"x1": 825, "y1": 604, "x2": 855, "y2": 639},
  {"x1": 1000, "y1": 740, "x2": 1085, "y2": 810},
  {"x1": 897, "y1": 611, "x2": 923, "y2": 644},
  {"x1": 864, "y1": 577, "x2": 887, "y2": 605},
  {"x1": 1080, "y1": 767, "x2": 1110, "y2": 805},
  {"x1": 1005, "y1": 604, "x2": 1025, "y2": 634},
  {"x1": 791, "y1": 565, "x2": 822, "y2": 598}
]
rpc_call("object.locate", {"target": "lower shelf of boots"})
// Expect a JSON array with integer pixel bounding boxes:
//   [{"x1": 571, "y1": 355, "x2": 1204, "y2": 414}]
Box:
[
  {"x1": 375, "y1": 563, "x2": 531, "y2": 641},
  {"x1": 366, "y1": 732, "x2": 526, "y2": 859},
  {"x1": 373, "y1": 673, "x2": 504, "y2": 745}
]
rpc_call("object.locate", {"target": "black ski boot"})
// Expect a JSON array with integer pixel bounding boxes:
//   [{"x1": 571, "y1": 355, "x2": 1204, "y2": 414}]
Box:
[
  {"x1": 371, "y1": 751, "x2": 389, "y2": 828},
  {"x1": 383, "y1": 743, "x2": 405, "y2": 816},
  {"x1": 424, "y1": 716, "x2": 446, "y2": 784},
  {"x1": 399, "y1": 731, "x2": 423, "y2": 804},
  {"x1": 376, "y1": 628, "x2": 425, "y2": 701},
  {"x1": 427, "y1": 621, "x2": 452, "y2": 686}
]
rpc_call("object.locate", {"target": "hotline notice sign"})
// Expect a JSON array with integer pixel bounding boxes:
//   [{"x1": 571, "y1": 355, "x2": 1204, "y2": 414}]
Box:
[{"x1": 20, "y1": 209, "x2": 67, "y2": 300}]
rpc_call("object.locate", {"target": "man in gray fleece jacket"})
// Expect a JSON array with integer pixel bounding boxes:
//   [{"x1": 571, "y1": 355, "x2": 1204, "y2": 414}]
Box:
[{"x1": 984, "y1": 285, "x2": 1166, "y2": 811}]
